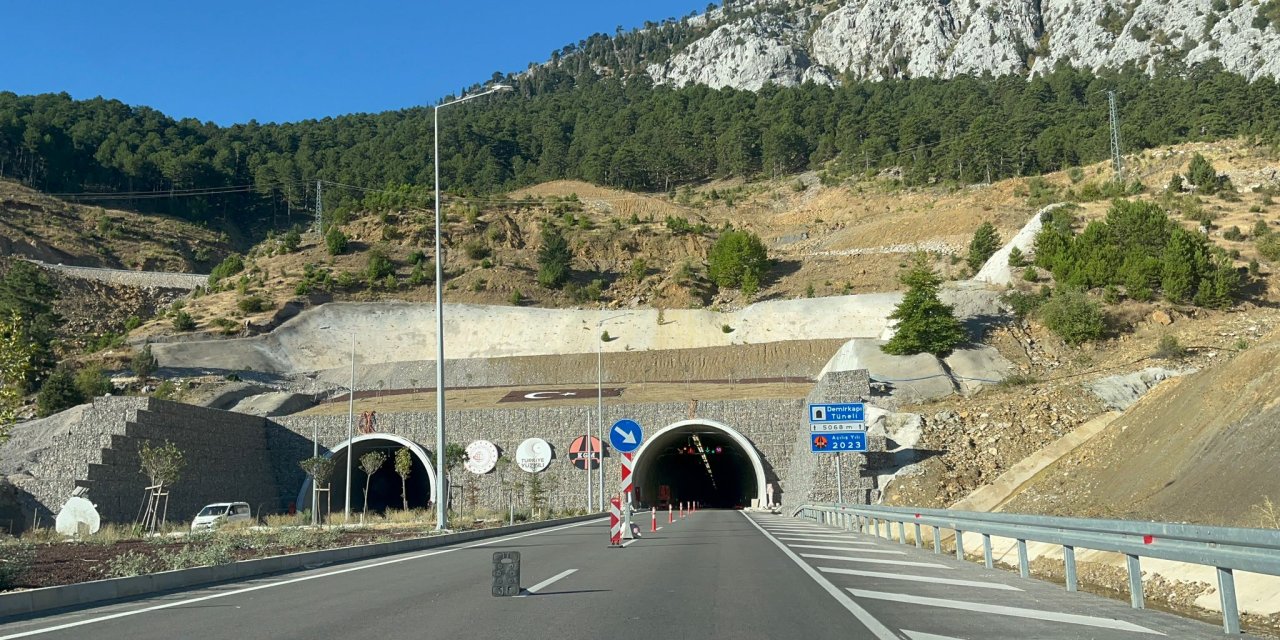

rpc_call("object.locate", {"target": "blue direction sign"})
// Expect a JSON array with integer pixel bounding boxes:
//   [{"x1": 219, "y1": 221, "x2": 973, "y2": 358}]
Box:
[
  {"x1": 809, "y1": 403, "x2": 866, "y2": 424},
  {"x1": 810, "y1": 432, "x2": 867, "y2": 453},
  {"x1": 610, "y1": 419, "x2": 643, "y2": 453}
]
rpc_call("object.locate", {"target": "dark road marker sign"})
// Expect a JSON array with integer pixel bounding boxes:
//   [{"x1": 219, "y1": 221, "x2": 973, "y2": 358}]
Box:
[{"x1": 492, "y1": 551, "x2": 521, "y2": 597}]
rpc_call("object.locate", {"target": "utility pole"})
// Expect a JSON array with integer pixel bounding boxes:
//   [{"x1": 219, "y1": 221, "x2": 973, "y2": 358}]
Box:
[
  {"x1": 315, "y1": 180, "x2": 323, "y2": 233},
  {"x1": 1108, "y1": 90, "x2": 1123, "y2": 182}
]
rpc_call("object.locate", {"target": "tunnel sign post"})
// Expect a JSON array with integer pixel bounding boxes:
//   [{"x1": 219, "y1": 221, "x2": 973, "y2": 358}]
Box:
[
  {"x1": 610, "y1": 419, "x2": 643, "y2": 540},
  {"x1": 809, "y1": 402, "x2": 867, "y2": 453}
]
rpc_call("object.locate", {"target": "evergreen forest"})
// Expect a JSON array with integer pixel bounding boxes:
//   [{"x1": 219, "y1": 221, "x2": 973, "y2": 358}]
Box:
[{"x1": 2, "y1": 62, "x2": 1278, "y2": 239}]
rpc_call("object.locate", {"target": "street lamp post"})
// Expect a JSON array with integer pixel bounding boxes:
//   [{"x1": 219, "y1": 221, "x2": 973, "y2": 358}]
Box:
[
  {"x1": 344, "y1": 333, "x2": 355, "y2": 522},
  {"x1": 433, "y1": 84, "x2": 512, "y2": 531},
  {"x1": 596, "y1": 312, "x2": 628, "y2": 512}
]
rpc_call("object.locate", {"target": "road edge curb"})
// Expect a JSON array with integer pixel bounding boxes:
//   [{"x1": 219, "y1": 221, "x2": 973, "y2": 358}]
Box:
[{"x1": 0, "y1": 514, "x2": 601, "y2": 620}]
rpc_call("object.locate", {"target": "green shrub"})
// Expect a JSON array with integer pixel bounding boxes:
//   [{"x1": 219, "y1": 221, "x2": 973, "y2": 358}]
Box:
[
  {"x1": 463, "y1": 239, "x2": 490, "y2": 260},
  {"x1": 36, "y1": 367, "x2": 84, "y2": 416},
  {"x1": 123, "y1": 315, "x2": 142, "y2": 332},
  {"x1": 281, "y1": 228, "x2": 301, "y2": 253},
  {"x1": 1258, "y1": 234, "x2": 1280, "y2": 262},
  {"x1": 1154, "y1": 334, "x2": 1187, "y2": 360},
  {"x1": 131, "y1": 344, "x2": 158, "y2": 379},
  {"x1": 1223, "y1": 226, "x2": 1244, "y2": 241},
  {"x1": 366, "y1": 250, "x2": 395, "y2": 281},
  {"x1": 1187, "y1": 153, "x2": 1220, "y2": 194},
  {"x1": 1039, "y1": 289, "x2": 1106, "y2": 346},
  {"x1": 207, "y1": 254, "x2": 244, "y2": 286},
  {"x1": 707, "y1": 230, "x2": 770, "y2": 290},
  {"x1": 237, "y1": 295, "x2": 271, "y2": 314},
  {"x1": 171, "y1": 310, "x2": 196, "y2": 332},
  {"x1": 75, "y1": 364, "x2": 112, "y2": 398},
  {"x1": 1002, "y1": 289, "x2": 1048, "y2": 319},
  {"x1": 325, "y1": 227, "x2": 348, "y2": 255},
  {"x1": 509, "y1": 290, "x2": 524, "y2": 306},
  {"x1": 1007, "y1": 246, "x2": 1027, "y2": 267}
]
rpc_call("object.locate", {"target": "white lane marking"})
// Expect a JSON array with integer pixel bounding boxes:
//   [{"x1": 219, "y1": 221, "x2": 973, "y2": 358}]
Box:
[
  {"x1": 801, "y1": 553, "x2": 949, "y2": 569},
  {"x1": 903, "y1": 631, "x2": 968, "y2": 640},
  {"x1": 777, "y1": 536, "x2": 874, "y2": 544},
  {"x1": 0, "y1": 518, "x2": 607, "y2": 640},
  {"x1": 818, "y1": 567, "x2": 1022, "y2": 591},
  {"x1": 845, "y1": 589, "x2": 1165, "y2": 636},
  {"x1": 622, "y1": 538, "x2": 639, "y2": 548},
  {"x1": 788, "y1": 545, "x2": 904, "y2": 554},
  {"x1": 742, "y1": 514, "x2": 897, "y2": 640},
  {"x1": 514, "y1": 569, "x2": 577, "y2": 597}
]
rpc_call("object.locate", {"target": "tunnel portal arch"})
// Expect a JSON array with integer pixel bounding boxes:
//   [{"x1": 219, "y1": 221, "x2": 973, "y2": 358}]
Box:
[
  {"x1": 296, "y1": 434, "x2": 437, "y2": 514},
  {"x1": 630, "y1": 419, "x2": 768, "y2": 509}
]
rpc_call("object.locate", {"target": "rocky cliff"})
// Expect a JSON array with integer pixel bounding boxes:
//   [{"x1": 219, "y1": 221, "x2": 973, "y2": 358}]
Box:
[{"x1": 619, "y1": 0, "x2": 1280, "y2": 89}]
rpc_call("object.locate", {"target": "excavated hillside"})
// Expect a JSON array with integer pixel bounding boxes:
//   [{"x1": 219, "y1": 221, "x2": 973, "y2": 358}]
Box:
[
  {"x1": 0, "y1": 180, "x2": 231, "y2": 272},
  {"x1": 1001, "y1": 324, "x2": 1280, "y2": 528}
]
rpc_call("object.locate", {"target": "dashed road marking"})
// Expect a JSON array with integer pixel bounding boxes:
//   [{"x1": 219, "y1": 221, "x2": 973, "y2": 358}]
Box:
[
  {"x1": 514, "y1": 569, "x2": 577, "y2": 597},
  {"x1": 801, "y1": 553, "x2": 950, "y2": 569},
  {"x1": 788, "y1": 544, "x2": 904, "y2": 554},
  {"x1": 818, "y1": 567, "x2": 1022, "y2": 591},
  {"x1": 845, "y1": 589, "x2": 1165, "y2": 636}
]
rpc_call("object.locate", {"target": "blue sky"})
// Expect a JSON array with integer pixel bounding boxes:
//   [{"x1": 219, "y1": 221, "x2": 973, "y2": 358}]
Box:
[{"x1": 2, "y1": 1, "x2": 712, "y2": 125}]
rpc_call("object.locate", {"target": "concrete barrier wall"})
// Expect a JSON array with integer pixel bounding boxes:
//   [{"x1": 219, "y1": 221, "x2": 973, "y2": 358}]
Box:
[
  {"x1": 0, "y1": 514, "x2": 600, "y2": 620},
  {"x1": 25, "y1": 260, "x2": 205, "y2": 290}
]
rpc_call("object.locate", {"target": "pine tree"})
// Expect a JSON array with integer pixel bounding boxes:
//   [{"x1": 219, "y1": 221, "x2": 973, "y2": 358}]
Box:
[
  {"x1": 1187, "y1": 153, "x2": 1219, "y2": 194},
  {"x1": 536, "y1": 226, "x2": 572, "y2": 289},
  {"x1": 36, "y1": 367, "x2": 84, "y2": 417},
  {"x1": 882, "y1": 257, "x2": 967, "y2": 358},
  {"x1": 966, "y1": 222, "x2": 1001, "y2": 273},
  {"x1": 1161, "y1": 228, "x2": 1208, "y2": 303}
]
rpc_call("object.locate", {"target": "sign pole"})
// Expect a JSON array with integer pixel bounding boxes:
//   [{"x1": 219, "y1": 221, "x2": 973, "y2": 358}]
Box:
[
  {"x1": 835, "y1": 452, "x2": 843, "y2": 504},
  {"x1": 585, "y1": 418, "x2": 592, "y2": 512}
]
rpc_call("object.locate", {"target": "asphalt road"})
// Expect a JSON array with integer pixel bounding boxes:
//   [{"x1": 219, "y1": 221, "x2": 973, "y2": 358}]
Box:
[{"x1": 0, "y1": 511, "x2": 1233, "y2": 640}]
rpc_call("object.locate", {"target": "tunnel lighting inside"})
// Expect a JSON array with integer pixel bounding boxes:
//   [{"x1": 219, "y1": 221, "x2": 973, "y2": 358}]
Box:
[{"x1": 632, "y1": 423, "x2": 763, "y2": 509}]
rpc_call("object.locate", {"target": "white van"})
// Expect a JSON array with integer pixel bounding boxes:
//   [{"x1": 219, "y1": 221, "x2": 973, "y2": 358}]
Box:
[{"x1": 191, "y1": 502, "x2": 252, "y2": 531}]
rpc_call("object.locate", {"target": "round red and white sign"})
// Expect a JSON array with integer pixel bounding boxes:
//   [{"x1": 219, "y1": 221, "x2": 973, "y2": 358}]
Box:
[
  {"x1": 515, "y1": 438, "x2": 552, "y2": 473},
  {"x1": 464, "y1": 440, "x2": 498, "y2": 475}
]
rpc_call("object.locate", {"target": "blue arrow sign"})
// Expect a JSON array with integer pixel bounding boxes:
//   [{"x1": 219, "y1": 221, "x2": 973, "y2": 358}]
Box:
[
  {"x1": 610, "y1": 419, "x2": 643, "y2": 453},
  {"x1": 810, "y1": 432, "x2": 867, "y2": 453},
  {"x1": 809, "y1": 403, "x2": 866, "y2": 424}
]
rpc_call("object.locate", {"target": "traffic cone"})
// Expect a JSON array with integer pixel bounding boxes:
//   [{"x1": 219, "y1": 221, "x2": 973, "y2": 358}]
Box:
[
  {"x1": 668, "y1": 504, "x2": 673, "y2": 524},
  {"x1": 680, "y1": 502, "x2": 685, "y2": 518},
  {"x1": 651, "y1": 507, "x2": 657, "y2": 532}
]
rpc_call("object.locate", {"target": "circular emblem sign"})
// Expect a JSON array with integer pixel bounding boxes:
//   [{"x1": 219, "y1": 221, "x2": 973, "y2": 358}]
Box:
[
  {"x1": 464, "y1": 440, "x2": 498, "y2": 475},
  {"x1": 567, "y1": 435, "x2": 602, "y2": 471},
  {"x1": 515, "y1": 438, "x2": 552, "y2": 473}
]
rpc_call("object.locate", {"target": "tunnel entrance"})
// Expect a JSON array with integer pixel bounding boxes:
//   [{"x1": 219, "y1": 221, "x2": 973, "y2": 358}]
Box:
[
  {"x1": 297, "y1": 435, "x2": 435, "y2": 516},
  {"x1": 632, "y1": 420, "x2": 766, "y2": 510}
]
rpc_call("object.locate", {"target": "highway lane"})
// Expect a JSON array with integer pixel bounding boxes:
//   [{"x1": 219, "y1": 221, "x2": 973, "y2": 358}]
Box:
[{"x1": 0, "y1": 511, "x2": 1234, "y2": 639}]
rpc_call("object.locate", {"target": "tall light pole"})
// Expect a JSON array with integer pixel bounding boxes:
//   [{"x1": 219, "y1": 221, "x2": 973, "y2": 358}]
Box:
[
  {"x1": 318, "y1": 326, "x2": 356, "y2": 523},
  {"x1": 433, "y1": 83, "x2": 512, "y2": 531},
  {"x1": 344, "y1": 333, "x2": 355, "y2": 522},
  {"x1": 596, "y1": 312, "x2": 628, "y2": 512}
]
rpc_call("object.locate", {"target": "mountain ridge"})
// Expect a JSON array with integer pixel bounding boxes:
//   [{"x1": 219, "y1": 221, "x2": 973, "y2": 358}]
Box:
[{"x1": 537, "y1": 0, "x2": 1280, "y2": 91}]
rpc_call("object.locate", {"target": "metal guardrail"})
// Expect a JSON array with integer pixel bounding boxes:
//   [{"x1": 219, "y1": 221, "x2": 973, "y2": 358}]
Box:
[{"x1": 794, "y1": 503, "x2": 1280, "y2": 635}]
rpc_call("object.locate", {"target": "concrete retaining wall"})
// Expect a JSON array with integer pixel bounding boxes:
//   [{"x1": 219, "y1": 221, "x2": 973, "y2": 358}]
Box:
[{"x1": 25, "y1": 260, "x2": 205, "y2": 290}]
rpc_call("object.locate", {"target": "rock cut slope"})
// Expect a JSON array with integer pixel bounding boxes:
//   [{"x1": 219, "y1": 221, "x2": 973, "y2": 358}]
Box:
[{"x1": 639, "y1": 0, "x2": 1280, "y2": 90}]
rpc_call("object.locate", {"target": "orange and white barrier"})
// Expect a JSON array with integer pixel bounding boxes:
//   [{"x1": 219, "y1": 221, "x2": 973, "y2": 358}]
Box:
[{"x1": 609, "y1": 496, "x2": 622, "y2": 546}]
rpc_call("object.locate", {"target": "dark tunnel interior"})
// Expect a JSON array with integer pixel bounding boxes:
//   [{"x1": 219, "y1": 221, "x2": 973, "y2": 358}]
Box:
[
  {"x1": 312, "y1": 440, "x2": 433, "y2": 515},
  {"x1": 633, "y1": 427, "x2": 758, "y2": 509}
]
